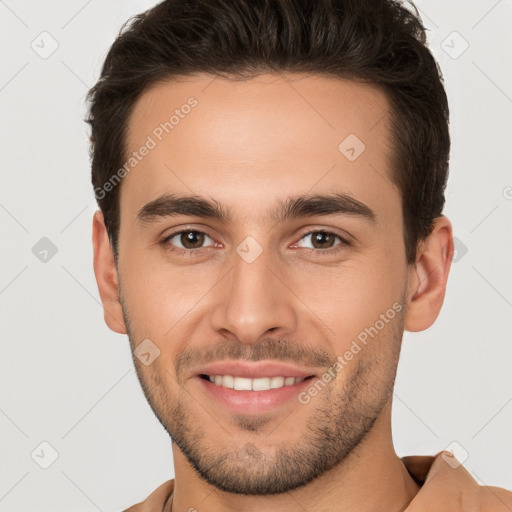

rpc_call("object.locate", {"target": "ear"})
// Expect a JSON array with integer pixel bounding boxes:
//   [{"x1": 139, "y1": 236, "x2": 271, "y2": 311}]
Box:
[
  {"x1": 92, "y1": 210, "x2": 127, "y2": 334},
  {"x1": 404, "y1": 215, "x2": 454, "y2": 332}
]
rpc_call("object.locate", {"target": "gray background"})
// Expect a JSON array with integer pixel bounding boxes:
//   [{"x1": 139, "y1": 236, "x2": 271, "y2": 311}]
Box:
[{"x1": 1, "y1": 0, "x2": 511, "y2": 510}]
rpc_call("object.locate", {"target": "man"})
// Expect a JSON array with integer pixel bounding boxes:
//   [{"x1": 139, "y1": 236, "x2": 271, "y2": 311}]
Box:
[{"x1": 88, "y1": 0, "x2": 512, "y2": 510}]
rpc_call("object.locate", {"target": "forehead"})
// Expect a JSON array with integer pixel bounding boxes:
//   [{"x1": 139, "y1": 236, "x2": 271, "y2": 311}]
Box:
[{"x1": 121, "y1": 72, "x2": 398, "y2": 224}]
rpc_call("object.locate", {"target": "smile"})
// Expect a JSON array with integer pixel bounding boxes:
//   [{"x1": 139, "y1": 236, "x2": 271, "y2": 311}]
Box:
[{"x1": 201, "y1": 374, "x2": 314, "y2": 391}]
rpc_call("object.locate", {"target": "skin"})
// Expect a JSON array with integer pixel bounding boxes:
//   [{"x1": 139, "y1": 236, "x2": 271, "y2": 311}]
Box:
[{"x1": 92, "y1": 73, "x2": 453, "y2": 512}]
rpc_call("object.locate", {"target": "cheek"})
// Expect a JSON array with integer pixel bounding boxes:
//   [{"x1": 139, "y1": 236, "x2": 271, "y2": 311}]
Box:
[
  {"x1": 121, "y1": 255, "x2": 217, "y2": 330},
  {"x1": 290, "y1": 256, "x2": 405, "y2": 348}
]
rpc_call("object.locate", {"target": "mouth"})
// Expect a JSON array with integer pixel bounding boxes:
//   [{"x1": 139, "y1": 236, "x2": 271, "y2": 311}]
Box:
[
  {"x1": 198, "y1": 373, "x2": 316, "y2": 391},
  {"x1": 192, "y1": 360, "x2": 321, "y2": 414}
]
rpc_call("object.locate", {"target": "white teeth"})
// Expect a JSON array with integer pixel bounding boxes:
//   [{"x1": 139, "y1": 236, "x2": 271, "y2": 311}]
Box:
[
  {"x1": 270, "y1": 376, "x2": 284, "y2": 388},
  {"x1": 233, "y1": 377, "x2": 252, "y2": 391},
  {"x1": 252, "y1": 377, "x2": 271, "y2": 391},
  {"x1": 221, "y1": 375, "x2": 234, "y2": 388},
  {"x1": 207, "y1": 375, "x2": 306, "y2": 390}
]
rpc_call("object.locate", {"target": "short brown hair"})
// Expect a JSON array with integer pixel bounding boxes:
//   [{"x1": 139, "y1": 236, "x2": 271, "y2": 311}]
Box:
[{"x1": 86, "y1": 0, "x2": 450, "y2": 265}]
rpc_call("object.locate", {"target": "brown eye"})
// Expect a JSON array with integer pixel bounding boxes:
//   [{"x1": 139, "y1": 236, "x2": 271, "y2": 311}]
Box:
[
  {"x1": 299, "y1": 231, "x2": 342, "y2": 249},
  {"x1": 309, "y1": 231, "x2": 337, "y2": 249},
  {"x1": 294, "y1": 230, "x2": 350, "y2": 256},
  {"x1": 180, "y1": 231, "x2": 206, "y2": 249},
  {"x1": 163, "y1": 230, "x2": 215, "y2": 252}
]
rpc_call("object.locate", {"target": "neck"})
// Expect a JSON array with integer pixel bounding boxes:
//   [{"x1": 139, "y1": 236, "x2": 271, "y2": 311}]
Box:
[{"x1": 169, "y1": 400, "x2": 420, "y2": 512}]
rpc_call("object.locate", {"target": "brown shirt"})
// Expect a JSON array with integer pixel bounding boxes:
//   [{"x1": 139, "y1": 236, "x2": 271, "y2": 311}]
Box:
[{"x1": 123, "y1": 451, "x2": 512, "y2": 511}]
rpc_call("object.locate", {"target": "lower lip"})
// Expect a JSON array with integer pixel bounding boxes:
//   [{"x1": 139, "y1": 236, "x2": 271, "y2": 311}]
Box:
[{"x1": 196, "y1": 376, "x2": 315, "y2": 414}]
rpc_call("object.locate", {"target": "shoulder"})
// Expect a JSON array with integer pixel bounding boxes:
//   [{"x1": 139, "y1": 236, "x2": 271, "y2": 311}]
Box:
[
  {"x1": 402, "y1": 451, "x2": 512, "y2": 511},
  {"x1": 478, "y1": 484, "x2": 512, "y2": 511},
  {"x1": 123, "y1": 479, "x2": 175, "y2": 512}
]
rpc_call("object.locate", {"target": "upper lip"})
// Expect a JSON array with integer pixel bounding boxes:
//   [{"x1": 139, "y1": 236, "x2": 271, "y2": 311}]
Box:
[{"x1": 194, "y1": 361, "x2": 318, "y2": 379}]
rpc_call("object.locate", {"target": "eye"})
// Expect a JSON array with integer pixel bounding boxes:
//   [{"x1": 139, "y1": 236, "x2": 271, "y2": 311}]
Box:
[
  {"x1": 160, "y1": 228, "x2": 351, "y2": 257},
  {"x1": 161, "y1": 229, "x2": 217, "y2": 255},
  {"x1": 294, "y1": 230, "x2": 350, "y2": 255}
]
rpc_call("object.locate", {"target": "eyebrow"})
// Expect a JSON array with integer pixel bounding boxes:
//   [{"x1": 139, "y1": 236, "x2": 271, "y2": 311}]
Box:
[{"x1": 136, "y1": 192, "x2": 377, "y2": 226}]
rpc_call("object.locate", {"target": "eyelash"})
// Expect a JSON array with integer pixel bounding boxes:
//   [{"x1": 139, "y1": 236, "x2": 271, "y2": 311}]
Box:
[{"x1": 160, "y1": 228, "x2": 351, "y2": 257}]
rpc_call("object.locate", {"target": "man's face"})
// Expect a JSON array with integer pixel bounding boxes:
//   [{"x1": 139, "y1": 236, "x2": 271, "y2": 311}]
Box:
[{"x1": 115, "y1": 73, "x2": 412, "y2": 494}]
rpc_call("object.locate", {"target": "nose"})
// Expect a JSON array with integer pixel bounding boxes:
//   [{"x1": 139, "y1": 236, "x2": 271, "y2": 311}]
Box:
[{"x1": 210, "y1": 243, "x2": 298, "y2": 345}]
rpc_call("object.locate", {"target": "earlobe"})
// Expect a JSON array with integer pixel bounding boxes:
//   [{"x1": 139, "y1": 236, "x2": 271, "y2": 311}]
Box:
[
  {"x1": 404, "y1": 216, "x2": 454, "y2": 333},
  {"x1": 92, "y1": 210, "x2": 127, "y2": 334}
]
